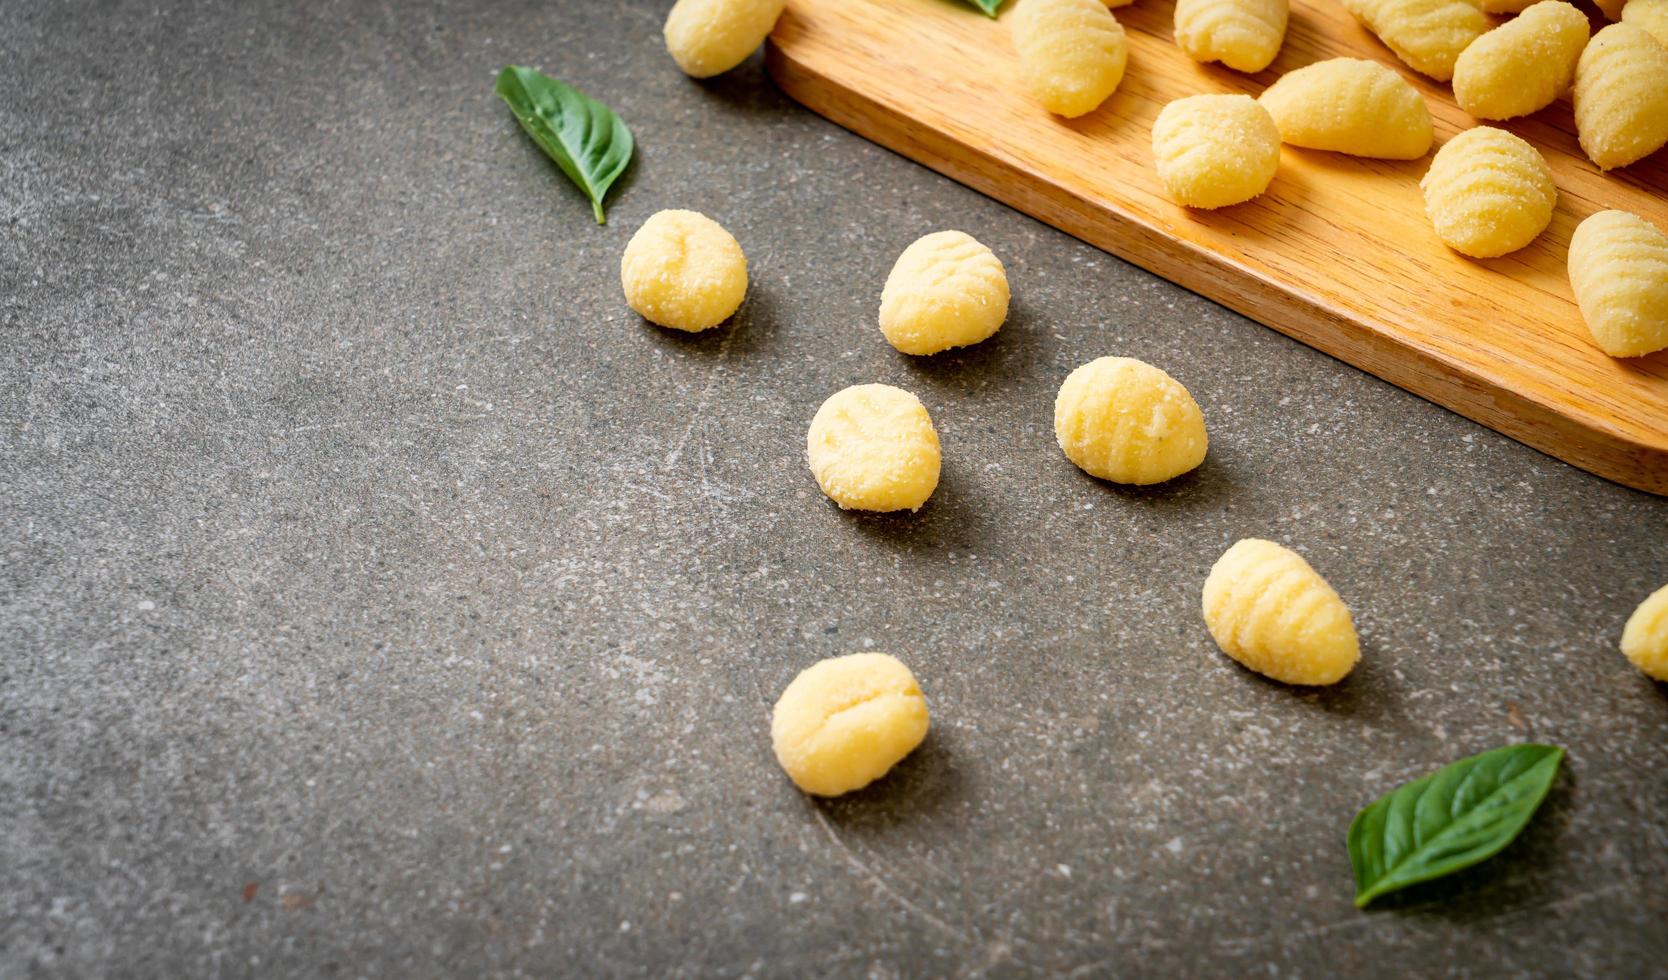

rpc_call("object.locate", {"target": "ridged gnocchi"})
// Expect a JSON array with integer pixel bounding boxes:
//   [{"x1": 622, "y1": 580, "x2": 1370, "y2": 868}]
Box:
[
  {"x1": 1174, "y1": 0, "x2": 1290, "y2": 73},
  {"x1": 1201, "y1": 539, "x2": 1361, "y2": 686},
  {"x1": 1151, "y1": 94, "x2": 1282, "y2": 209},
  {"x1": 879, "y1": 231, "x2": 1010, "y2": 355},
  {"x1": 663, "y1": 0, "x2": 788, "y2": 78},
  {"x1": 1621, "y1": 0, "x2": 1668, "y2": 49},
  {"x1": 807, "y1": 384, "x2": 941, "y2": 512},
  {"x1": 1420, "y1": 127, "x2": 1556, "y2": 258},
  {"x1": 1340, "y1": 0, "x2": 1490, "y2": 81},
  {"x1": 1011, "y1": 0, "x2": 1129, "y2": 118},
  {"x1": 1054, "y1": 356, "x2": 1208, "y2": 484},
  {"x1": 1620, "y1": 585, "x2": 1668, "y2": 681},
  {"x1": 1573, "y1": 23, "x2": 1668, "y2": 170},
  {"x1": 1258, "y1": 58, "x2": 1433, "y2": 159},
  {"x1": 1452, "y1": 2, "x2": 1590, "y2": 121},
  {"x1": 771, "y1": 653, "x2": 930, "y2": 797},
  {"x1": 1568, "y1": 210, "x2": 1668, "y2": 358},
  {"x1": 620, "y1": 209, "x2": 749, "y2": 331}
]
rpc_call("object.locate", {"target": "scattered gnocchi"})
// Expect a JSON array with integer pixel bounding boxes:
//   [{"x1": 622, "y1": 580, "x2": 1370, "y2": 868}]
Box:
[
  {"x1": 1340, "y1": 0, "x2": 1489, "y2": 81},
  {"x1": 1620, "y1": 585, "x2": 1668, "y2": 682},
  {"x1": 1258, "y1": 58, "x2": 1432, "y2": 159},
  {"x1": 1568, "y1": 210, "x2": 1668, "y2": 358},
  {"x1": 663, "y1": 0, "x2": 788, "y2": 78},
  {"x1": 1452, "y1": 2, "x2": 1590, "y2": 121},
  {"x1": 807, "y1": 384, "x2": 942, "y2": 512},
  {"x1": 1621, "y1": 0, "x2": 1668, "y2": 49},
  {"x1": 1573, "y1": 23, "x2": 1668, "y2": 171},
  {"x1": 1151, "y1": 94, "x2": 1282, "y2": 209},
  {"x1": 1054, "y1": 356, "x2": 1208, "y2": 485},
  {"x1": 1202, "y1": 539, "x2": 1361, "y2": 686},
  {"x1": 620, "y1": 209, "x2": 749, "y2": 331},
  {"x1": 1174, "y1": 0, "x2": 1290, "y2": 73},
  {"x1": 879, "y1": 231, "x2": 1010, "y2": 355},
  {"x1": 1011, "y1": 0, "x2": 1129, "y2": 118},
  {"x1": 771, "y1": 653, "x2": 931, "y2": 796},
  {"x1": 1420, "y1": 127, "x2": 1556, "y2": 258}
]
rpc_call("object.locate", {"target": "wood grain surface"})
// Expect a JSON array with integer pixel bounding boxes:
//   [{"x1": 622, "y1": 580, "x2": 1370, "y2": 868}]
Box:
[{"x1": 764, "y1": 0, "x2": 1668, "y2": 495}]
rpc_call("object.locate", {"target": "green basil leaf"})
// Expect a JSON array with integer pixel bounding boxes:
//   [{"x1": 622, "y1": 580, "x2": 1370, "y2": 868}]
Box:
[
  {"x1": 959, "y1": 0, "x2": 1005, "y2": 16},
  {"x1": 1348, "y1": 744, "x2": 1563, "y2": 908},
  {"x1": 495, "y1": 65, "x2": 634, "y2": 224}
]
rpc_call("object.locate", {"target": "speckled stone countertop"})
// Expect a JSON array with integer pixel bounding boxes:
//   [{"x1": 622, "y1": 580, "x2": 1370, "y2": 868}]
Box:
[{"x1": 2, "y1": 1, "x2": 1665, "y2": 976}]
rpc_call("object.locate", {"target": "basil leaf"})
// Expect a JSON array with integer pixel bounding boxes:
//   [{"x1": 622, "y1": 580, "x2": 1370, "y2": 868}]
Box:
[
  {"x1": 495, "y1": 65, "x2": 634, "y2": 224},
  {"x1": 1348, "y1": 744, "x2": 1563, "y2": 908},
  {"x1": 959, "y1": 0, "x2": 1004, "y2": 16}
]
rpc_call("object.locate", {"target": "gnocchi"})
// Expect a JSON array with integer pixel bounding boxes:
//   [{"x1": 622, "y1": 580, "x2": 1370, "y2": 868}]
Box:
[
  {"x1": 1201, "y1": 539, "x2": 1360, "y2": 686},
  {"x1": 879, "y1": 231, "x2": 1010, "y2": 355},
  {"x1": 1621, "y1": 0, "x2": 1668, "y2": 49},
  {"x1": 1573, "y1": 23, "x2": 1668, "y2": 170},
  {"x1": 620, "y1": 209, "x2": 749, "y2": 331},
  {"x1": 663, "y1": 0, "x2": 788, "y2": 78},
  {"x1": 1011, "y1": 0, "x2": 1129, "y2": 118},
  {"x1": 1151, "y1": 94, "x2": 1282, "y2": 209},
  {"x1": 1174, "y1": 0, "x2": 1290, "y2": 73},
  {"x1": 1340, "y1": 0, "x2": 1489, "y2": 81},
  {"x1": 1258, "y1": 58, "x2": 1433, "y2": 159},
  {"x1": 807, "y1": 384, "x2": 941, "y2": 512},
  {"x1": 1452, "y1": 2, "x2": 1590, "y2": 121},
  {"x1": 1568, "y1": 210, "x2": 1668, "y2": 358},
  {"x1": 1053, "y1": 356, "x2": 1208, "y2": 485},
  {"x1": 1595, "y1": 0, "x2": 1627, "y2": 18},
  {"x1": 1420, "y1": 127, "x2": 1556, "y2": 258},
  {"x1": 771, "y1": 653, "x2": 930, "y2": 797},
  {"x1": 1620, "y1": 585, "x2": 1668, "y2": 682},
  {"x1": 1479, "y1": 0, "x2": 1536, "y2": 12}
]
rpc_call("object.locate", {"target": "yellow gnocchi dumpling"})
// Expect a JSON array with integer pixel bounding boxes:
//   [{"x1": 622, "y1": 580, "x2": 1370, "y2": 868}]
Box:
[
  {"x1": 1151, "y1": 94, "x2": 1282, "y2": 209},
  {"x1": 663, "y1": 0, "x2": 788, "y2": 78},
  {"x1": 1568, "y1": 210, "x2": 1668, "y2": 357},
  {"x1": 1054, "y1": 356, "x2": 1208, "y2": 484},
  {"x1": 879, "y1": 231, "x2": 1010, "y2": 355},
  {"x1": 1201, "y1": 539, "x2": 1360, "y2": 686},
  {"x1": 1011, "y1": 0, "x2": 1129, "y2": 118},
  {"x1": 1622, "y1": 0, "x2": 1668, "y2": 49},
  {"x1": 771, "y1": 653, "x2": 930, "y2": 797},
  {"x1": 807, "y1": 384, "x2": 941, "y2": 512},
  {"x1": 1452, "y1": 2, "x2": 1590, "y2": 121},
  {"x1": 1420, "y1": 127, "x2": 1556, "y2": 258},
  {"x1": 1595, "y1": 0, "x2": 1627, "y2": 18},
  {"x1": 1573, "y1": 23, "x2": 1668, "y2": 170},
  {"x1": 1620, "y1": 585, "x2": 1668, "y2": 681},
  {"x1": 1479, "y1": 0, "x2": 1536, "y2": 12},
  {"x1": 1340, "y1": 0, "x2": 1490, "y2": 81},
  {"x1": 1174, "y1": 0, "x2": 1289, "y2": 73},
  {"x1": 620, "y1": 209, "x2": 749, "y2": 331},
  {"x1": 1258, "y1": 58, "x2": 1433, "y2": 159}
]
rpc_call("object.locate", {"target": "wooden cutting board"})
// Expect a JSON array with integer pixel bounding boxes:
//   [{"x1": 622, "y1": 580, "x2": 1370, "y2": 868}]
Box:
[{"x1": 764, "y1": 0, "x2": 1668, "y2": 495}]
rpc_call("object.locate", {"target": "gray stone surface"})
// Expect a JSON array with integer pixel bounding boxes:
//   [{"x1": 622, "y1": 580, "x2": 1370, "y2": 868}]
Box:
[{"x1": 2, "y1": 0, "x2": 1666, "y2": 976}]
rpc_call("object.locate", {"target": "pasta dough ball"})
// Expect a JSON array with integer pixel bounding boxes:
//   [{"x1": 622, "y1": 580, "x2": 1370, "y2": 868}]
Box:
[
  {"x1": 771, "y1": 653, "x2": 930, "y2": 797},
  {"x1": 1340, "y1": 0, "x2": 1489, "y2": 81},
  {"x1": 1011, "y1": 0, "x2": 1129, "y2": 118},
  {"x1": 807, "y1": 384, "x2": 941, "y2": 512},
  {"x1": 1258, "y1": 58, "x2": 1433, "y2": 159},
  {"x1": 1174, "y1": 0, "x2": 1290, "y2": 73},
  {"x1": 1452, "y1": 2, "x2": 1590, "y2": 121},
  {"x1": 879, "y1": 231, "x2": 1010, "y2": 355},
  {"x1": 1151, "y1": 94, "x2": 1282, "y2": 209},
  {"x1": 1202, "y1": 539, "x2": 1360, "y2": 686},
  {"x1": 1054, "y1": 356, "x2": 1208, "y2": 484},
  {"x1": 1568, "y1": 210, "x2": 1668, "y2": 357},
  {"x1": 663, "y1": 0, "x2": 788, "y2": 78},
  {"x1": 1620, "y1": 584, "x2": 1668, "y2": 681},
  {"x1": 1420, "y1": 127, "x2": 1556, "y2": 258},
  {"x1": 620, "y1": 210, "x2": 748, "y2": 331},
  {"x1": 1595, "y1": 0, "x2": 1627, "y2": 17},
  {"x1": 1622, "y1": 0, "x2": 1668, "y2": 48},
  {"x1": 1573, "y1": 23, "x2": 1668, "y2": 170}
]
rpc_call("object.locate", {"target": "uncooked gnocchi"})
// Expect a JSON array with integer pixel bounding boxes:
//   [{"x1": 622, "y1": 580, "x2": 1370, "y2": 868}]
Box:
[
  {"x1": 1596, "y1": 0, "x2": 1627, "y2": 18},
  {"x1": 1420, "y1": 127, "x2": 1556, "y2": 258},
  {"x1": 1201, "y1": 539, "x2": 1360, "y2": 686},
  {"x1": 1568, "y1": 210, "x2": 1668, "y2": 358},
  {"x1": 771, "y1": 653, "x2": 930, "y2": 797},
  {"x1": 663, "y1": 0, "x2": 788, "y2": 78},
  {"x1": 1620, "y1": 584, "x2": 1668, "y2": 681},
  {"x1": 1479, "y1": 0, "x2": 1536, "y2": 12},
  {"x1": 1622, "y1": 0, "x2": 1668, "y2": 49},
  {"x1": 620, "y1": 209, "x2": 749, "y2": 331},
  {"x1": 879, "y1": 231, "x2": 1010, "y2": 355},
  {"x1": 1151, "y1": 94, "x2": 1282, "y2": 209},
  {"x1": 1011, "y1": 0, "x2": 1129, "y2": 118},
  {"x1": 1340, "y1": 0, "x2": 1489, "y2": 81},
  {"x1": 1258, "y1": 58, "x2": 1433, "y2": 159},
  {"x1": 1452, "y1": 2, "x2": 1590, "y2": 121},
  {"x1": 1174, "y1": 0, "x2": 1289, "y2": 73},
  {"x1": 1054, "y1": 356, "x2": 1208, "y2": 485},
  {"x1": 807, "y1": 384, "x2": 941, "y2": 512},
  {"x1": 1573, "y1": 23, "x2": 1668, "y2": 170}
]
